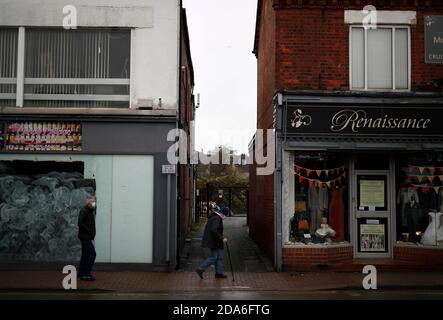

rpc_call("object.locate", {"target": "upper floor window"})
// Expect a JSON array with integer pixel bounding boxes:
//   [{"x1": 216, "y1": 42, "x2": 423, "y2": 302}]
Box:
[
  {"x1": 0, "y1": 29, "x2": 18, "y2": 107},
  {"x1": 350, "y1": 26, "x2": 410, "y2": 91},
  {"x1": 0, "y1": 28, "x2": 131, "y2": 108}
]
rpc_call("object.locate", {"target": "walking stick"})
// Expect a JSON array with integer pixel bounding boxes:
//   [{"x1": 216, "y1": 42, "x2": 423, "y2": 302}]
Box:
[{"x1": 226, "y1": 242, "x2": 235, "y2": 282}]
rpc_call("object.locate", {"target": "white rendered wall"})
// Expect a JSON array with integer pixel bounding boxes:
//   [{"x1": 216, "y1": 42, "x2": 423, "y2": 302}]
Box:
[{"x1": 0, "y1": 0, "x2": 180, "y2": 110}]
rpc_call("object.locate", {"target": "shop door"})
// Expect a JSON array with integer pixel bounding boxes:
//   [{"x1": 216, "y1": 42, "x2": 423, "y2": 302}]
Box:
[{"x1": 351, "y1": 169, "x2": 394, "y2": 259}]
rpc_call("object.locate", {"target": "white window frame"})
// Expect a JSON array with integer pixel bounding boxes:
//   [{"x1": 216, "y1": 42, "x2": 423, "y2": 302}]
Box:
[
  {"x1": 349, "y1": 25, "x2": 411, "y2": 92},
  {"x1": 1, "y1": 27, "x2": 131, "y2": 107}
]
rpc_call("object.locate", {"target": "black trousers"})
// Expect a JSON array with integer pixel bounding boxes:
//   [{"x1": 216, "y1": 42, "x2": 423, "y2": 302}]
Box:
[{"x1": 79, "y1": 240, "x2": 96, "y2": 277}]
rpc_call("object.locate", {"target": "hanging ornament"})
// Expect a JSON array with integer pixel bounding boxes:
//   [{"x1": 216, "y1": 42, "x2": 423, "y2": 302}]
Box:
[{"x1": 316, "y1": 170, "x2": 322, "y2": 177}]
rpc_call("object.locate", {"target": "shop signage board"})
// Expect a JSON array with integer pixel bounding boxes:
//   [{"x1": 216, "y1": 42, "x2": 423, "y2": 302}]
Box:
[
  {"x1": 425, "y1": 16, "x2": 443, "y2": 64},
  {"x1": 285, "y1": 105, "x2": 443, "y2": 136},
  {"x1": 5, "y1": 121, "x2": 82, "y2": 151}
]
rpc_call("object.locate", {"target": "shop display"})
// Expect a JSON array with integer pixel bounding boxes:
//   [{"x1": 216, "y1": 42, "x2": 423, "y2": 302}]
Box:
[
  {"x1": 288, "y1": 153, "x2": 348, "y2": 245},
  {"x1": 314, "y1": 217, "x2": 336, "y2": 244},
  {"x1": 396, "y1": 158, "x2": 443, "y2": 245},
  {"x1": 0, "y1": 169, "x2": 95, "y2": 262},
  {"x1": 6, "y1": 122, "x2": 82, "y2": 151},
  {"x1": 420, "y1": 212, "x2": 443, "y2": 246}
]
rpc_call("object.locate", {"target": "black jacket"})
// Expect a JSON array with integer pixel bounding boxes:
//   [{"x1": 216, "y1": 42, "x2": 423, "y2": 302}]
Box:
[
  {"x1": 202, "y1": 212, "x2": 224, "y2": 249},
  {"x1": 78, "y1": 206, "x2": 96, "y2": 240}
]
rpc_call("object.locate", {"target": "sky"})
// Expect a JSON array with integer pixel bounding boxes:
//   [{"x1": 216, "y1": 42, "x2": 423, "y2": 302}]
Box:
[{"x1": 183, "y1": 0, "x2": 258, "y2": 154}]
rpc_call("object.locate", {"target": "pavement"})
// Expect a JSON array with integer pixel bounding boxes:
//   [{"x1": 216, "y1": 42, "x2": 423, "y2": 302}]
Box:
[{"x1": 1, "y1": 216, "x2": 443, "y2": 299}]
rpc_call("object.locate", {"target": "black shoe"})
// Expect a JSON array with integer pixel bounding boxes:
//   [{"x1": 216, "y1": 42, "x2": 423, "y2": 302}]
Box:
[
  {"x1": 215, "y1": 274, "x2": 227, "y2": 279},
  {"x1": 195, "y1": 269, "x2": 203, "y2": 279},
  {"x1": 80, "y1": 275, "x2": 95, "y2": 282}
]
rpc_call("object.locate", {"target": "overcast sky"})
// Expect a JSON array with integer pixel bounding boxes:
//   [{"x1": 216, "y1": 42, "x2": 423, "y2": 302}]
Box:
[{"x1": 183, "y1": 0, "x2": 257, "y2": 154}]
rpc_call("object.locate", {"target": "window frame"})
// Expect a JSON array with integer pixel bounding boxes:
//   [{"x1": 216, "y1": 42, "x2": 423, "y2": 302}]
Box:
[
  {"x1": 0, "y1": 27, "x2": 132, "y2": 108},
  {"x1": 349, "y1": 25, "x2": 411, "y2": 92}
]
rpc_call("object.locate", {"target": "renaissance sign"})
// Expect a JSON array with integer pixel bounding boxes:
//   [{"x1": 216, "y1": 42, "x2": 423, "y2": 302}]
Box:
[
  {"x1": 285, "y1": 105, "x2": 442, "y2": 136},
  {"x1": 425, "y1": 16, "x2": 443, "y2": 64}
]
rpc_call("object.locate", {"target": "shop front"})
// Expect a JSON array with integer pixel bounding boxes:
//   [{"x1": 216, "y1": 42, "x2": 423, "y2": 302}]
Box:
[
  {"x1": 0, "y1": 115, "x2": 177, "y2": 271},
  {"x1": 276, "y1": 92, "x2": 443, "y2": 271}
]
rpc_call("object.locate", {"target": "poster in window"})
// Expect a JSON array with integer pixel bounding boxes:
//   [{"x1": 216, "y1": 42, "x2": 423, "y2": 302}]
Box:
[
  {"x1": 6, "y1": 122, "x2": 82, "y2": 152},
  {"x1": 360, "y1": 223, "x2": 386, "y2": 252},
  {"x1": 357, "y1": 175, "x2": 387, "y2": 211}
]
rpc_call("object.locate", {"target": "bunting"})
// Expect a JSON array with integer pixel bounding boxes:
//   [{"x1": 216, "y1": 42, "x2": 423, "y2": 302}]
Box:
[
  {"x1": 290, "y1": 168, "x2": 347, "y2": 189},
  {"x1": 294, "y1": 164, "x2": 345, "y2": 178},
  {"x1": 411, "y1": 184, "x2": 443, "y2": 193}
]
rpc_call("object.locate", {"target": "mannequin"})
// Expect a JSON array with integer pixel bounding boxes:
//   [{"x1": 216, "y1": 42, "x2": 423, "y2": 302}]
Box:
[
  {"x1": 308, "y1": 185, "x2": 329, "y2": 234},
  {"x1": 397, "y1": 184, "x2": 420, "y2": 228},
  {"x1": 421, "y1": 212, "x2": 443, "y2": 246},
  {"x1": 405, "y1": 195, "x2": 421, "y2": 243},
  {"x1": 315, "y1": 217, "x2": 336, "y2": 243}
]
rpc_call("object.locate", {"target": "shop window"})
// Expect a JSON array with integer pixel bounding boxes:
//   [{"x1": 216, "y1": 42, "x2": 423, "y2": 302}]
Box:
[
  {"x1": 396, "y1": 153, "x2": 443, "y2": 247},
  {"x1": 285, "y1": 152, "x2": 349, "y2": 246},
  {"x1": 350, "y1": 26, "x2": 410, "y2": 91},
  {"x1": 0, "y1": 160, "x2": 96, "y2": 262}
]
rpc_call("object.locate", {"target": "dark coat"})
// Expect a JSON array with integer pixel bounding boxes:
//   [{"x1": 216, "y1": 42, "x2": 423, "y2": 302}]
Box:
[
  {"x1": 202, "y1": 212, "x2": 224, "y2": 249},
  {"x1": 78, "y1": 206, "x2": 96, "y2": 240}
]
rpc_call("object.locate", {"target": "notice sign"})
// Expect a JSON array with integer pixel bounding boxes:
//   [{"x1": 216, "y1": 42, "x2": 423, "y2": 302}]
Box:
[
  {"x1": 425, "y1": 16, "x2": 443, "y2": 64},
  {"x1": 359, "y1": 180, "x2": 385, "y2": 209},
  {"x1": 360, "y1": 224, "x2": 386, "y2": 252},
  {"x1": 6, "y1": 122, "x2": 82, "y2": 151}
]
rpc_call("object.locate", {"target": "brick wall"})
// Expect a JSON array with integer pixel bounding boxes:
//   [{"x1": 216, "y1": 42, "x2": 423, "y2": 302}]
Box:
[
  {"x1": 282, "y1": 246, "x2": 354, "y2": 271},
  {"x1": 249, "y1": 0, "x2": 278, "y2": 265},
  {"x1": 271, "y1": 1, "x2": 443, "y2": 92},
  {"x1": 394, "y1": 246, "x2": 443, "y2": 264}
]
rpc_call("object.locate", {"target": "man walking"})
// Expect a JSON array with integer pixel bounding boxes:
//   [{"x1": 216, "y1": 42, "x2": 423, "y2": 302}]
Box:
[
  {"x1": 196, "y1": 202, "x2": 228, "y2": 279},
  {"x1": 78, "y1": 196, "x2": 97, "y2": 281}
]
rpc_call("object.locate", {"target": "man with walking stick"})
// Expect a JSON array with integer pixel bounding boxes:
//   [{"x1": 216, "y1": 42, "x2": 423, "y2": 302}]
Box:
[{"x1": 196, "y1": 202, "x2": 229, "y2": 279}]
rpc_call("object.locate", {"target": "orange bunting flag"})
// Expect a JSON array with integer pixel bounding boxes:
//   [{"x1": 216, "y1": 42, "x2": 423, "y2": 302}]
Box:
[
  {"x1": 299, "y1": 176, "x2": 305, "y2": 183},
  {"x1": 428, "y1": 176, "x2": 435, "y2": 183},
  {"x1": 306, "y1": 169, "x2": 312, "y2": 176},
  {"x1": 316, "y1": 170, "x2": 322, "y2": 177},
  {"x1": 417, "y1": 176, "x2": 424, "y2": 183},
  {"x1": 423, "y1": 187, "x2": 430, "y2": 193},
  {"x1": 429, "y1": 168, "x2": 435, "y2": 176}
]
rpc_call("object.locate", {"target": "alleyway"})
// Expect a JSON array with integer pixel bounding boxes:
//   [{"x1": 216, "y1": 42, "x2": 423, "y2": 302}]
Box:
[{"x1": 179, "y1": 216, "x2": 274, "y2": 273}]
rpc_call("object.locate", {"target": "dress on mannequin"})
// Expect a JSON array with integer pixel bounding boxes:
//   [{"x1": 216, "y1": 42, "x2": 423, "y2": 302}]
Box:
[
  {"x1": 329, "y1": 187, "x2": 345, "y2": 242},
  {"x1": 421, "y1": 212, "x2": 443, "y2": 246},
  {"x1": 397, "y1": 187, "x2": 420, "y2": 227},
  {"x1": 308, "y1": 185, "x2": 329, "y2": 234}
]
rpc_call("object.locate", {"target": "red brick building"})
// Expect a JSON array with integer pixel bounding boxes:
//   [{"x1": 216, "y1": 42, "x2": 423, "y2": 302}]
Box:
[{"x1": 250, "y1": 0, "x2": 443, "y2": 271}]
